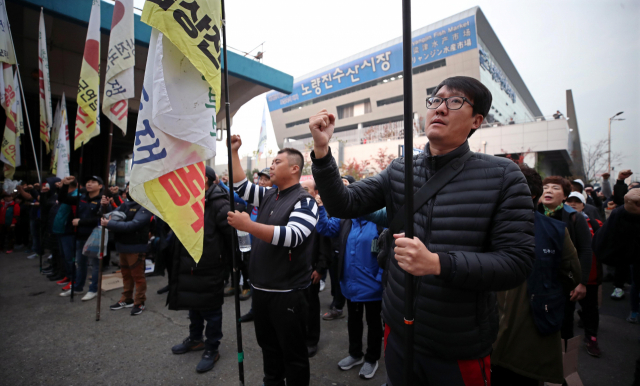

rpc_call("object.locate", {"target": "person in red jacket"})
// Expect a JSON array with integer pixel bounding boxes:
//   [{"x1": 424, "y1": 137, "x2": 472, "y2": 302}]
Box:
[{"x1": 0, "y1": 192, "x2": 20, "y2": 253}]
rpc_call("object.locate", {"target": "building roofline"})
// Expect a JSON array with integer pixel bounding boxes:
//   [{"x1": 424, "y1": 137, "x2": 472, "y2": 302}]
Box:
[{"x1": 12, "y1": 0, "x2": 293, "y2": 94}]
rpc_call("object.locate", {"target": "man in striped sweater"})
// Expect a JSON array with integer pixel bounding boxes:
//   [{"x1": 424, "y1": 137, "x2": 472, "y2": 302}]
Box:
[{"x1": 227, "y1": 134, "x2": 318, "y2": 386}]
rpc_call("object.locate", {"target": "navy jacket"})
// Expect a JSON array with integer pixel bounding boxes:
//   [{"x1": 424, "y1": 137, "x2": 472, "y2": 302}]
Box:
[{"x1": 105, "y1": 200, "x2": 153, "y2": 253}]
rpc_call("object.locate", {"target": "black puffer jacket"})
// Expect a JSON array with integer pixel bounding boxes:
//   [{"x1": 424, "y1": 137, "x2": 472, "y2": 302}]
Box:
[
  {"x1": 168, "y1": 184, "x2": 233, "y2": 311},
  {"x1": 312, "y1": 140, "x2": 535, "y2": 360}
]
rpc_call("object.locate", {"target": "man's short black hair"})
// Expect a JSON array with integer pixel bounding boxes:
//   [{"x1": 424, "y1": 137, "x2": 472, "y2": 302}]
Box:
[
  {"x1": 432, "y1": 76, "x2": 492, "y2": 137},
  {"x1": 278, "y1": 148, "x2": 304, "y2": 178},
  {"x1": 518, "y1": 163, "x2": 543, "y2": 205},
  {"x1": 570, "y1": 181, "x2": 584, "y2": 193}
]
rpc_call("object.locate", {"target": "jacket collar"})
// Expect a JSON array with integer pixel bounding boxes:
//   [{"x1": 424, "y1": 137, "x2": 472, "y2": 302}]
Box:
[{"x1": 425, "y1": 140, "x2": 471, "y2": 173}]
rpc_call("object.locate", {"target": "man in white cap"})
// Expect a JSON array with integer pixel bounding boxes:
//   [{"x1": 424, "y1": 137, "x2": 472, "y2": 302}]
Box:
[
  {"x1": 571, "y1": 179, "x2": 603, "y2": 222},
  {"x1": 565, "y1": 191, "x2": 603, "y2": 357}
]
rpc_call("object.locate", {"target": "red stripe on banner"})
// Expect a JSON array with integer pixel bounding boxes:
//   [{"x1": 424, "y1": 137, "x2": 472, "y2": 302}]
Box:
[
  {"x1": 457, "y1": 355, "x2": 491, "y2": 386},
  {"x1": 111, "y1": 0, "x2": 125, "y2": 28},
  {"x1": 83, "y1": 39, "x2": 100, "y2": 73}
]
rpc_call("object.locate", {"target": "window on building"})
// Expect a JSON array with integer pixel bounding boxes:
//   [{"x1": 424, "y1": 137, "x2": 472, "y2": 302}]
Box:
[
  {"x1": 285, "y1": 118, "x2": 310, "y2": 129},
  {"x1": 337, "y1": 99, "x2": 372, "y2": 119},
  {"x1": 377, "y1": 95, "x2": 404, "y2": 107}
]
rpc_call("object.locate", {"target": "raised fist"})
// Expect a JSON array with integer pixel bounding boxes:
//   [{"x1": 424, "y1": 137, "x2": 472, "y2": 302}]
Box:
[
  {"x1": 309, "y1": 109, "x2": 336, "y2": 158},
  {"x1": 230, "y1": 135, "x2": 242, "y2": 152},
  {"x1": 618, "y1": 169, "x2": 633, "y2": 181},
  {"x1": 624, "y1": 189, "x2": 640, "y2": 215}
]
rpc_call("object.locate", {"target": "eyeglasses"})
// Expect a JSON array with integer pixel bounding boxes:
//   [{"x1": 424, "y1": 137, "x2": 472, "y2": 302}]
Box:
[{"x1": 426, "y1": 96, "x2": 474, "y2": 110}]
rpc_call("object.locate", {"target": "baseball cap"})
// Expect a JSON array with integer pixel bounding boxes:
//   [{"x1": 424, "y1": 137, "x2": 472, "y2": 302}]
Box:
[
  {"x1": 572, "y1": 179, "x2": 585, "y2": 189},
  {"x1": 567, "y1": 192, "x2": 585, "y2": 204},
  {"x1": 205, "y1": 166, "x2": 217, "y2": 182},
  {"x1": 86, "y1": 175, "x2": 104, "y2": 185},
  {"x1": 341, "y1": 175, "x2": 356, "y2": 184},
  {"x1": 258, "y1": 168, "x2": 271, "y2": 179}
]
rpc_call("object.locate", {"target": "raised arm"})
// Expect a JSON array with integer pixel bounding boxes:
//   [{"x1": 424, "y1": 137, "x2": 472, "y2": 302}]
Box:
[{"x1": 230, "y1": 135, "x2": 247, "y2": 185}]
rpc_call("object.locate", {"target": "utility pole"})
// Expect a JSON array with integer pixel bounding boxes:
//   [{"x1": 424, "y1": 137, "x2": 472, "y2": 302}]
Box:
[{"x1": 608, "y1": 111, "x2": 624, "y2": 174}]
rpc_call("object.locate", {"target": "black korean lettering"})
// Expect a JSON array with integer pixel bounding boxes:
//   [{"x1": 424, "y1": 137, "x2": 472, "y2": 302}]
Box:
[
  {"x1": 179, "y1": 0, "x2": 200, "y2": 22},
  {"x1": 197, "y1": 39, "x2": 220, "y2": 69},
  {"x1": 78, "y1": 79, "x2": 89, "y2": 92},
  {"x1": 148, "y1": 0, "x2": 176, "y2": 11},
  {"x1": 204, "y1": 25, "x2": 220, "y2": 52},
  {"x1": 173, "y1": 9, "x2": 198, "y2": 38},
  {"x1": 196, "y1": 15, "x2": 211, "y2": 32}
]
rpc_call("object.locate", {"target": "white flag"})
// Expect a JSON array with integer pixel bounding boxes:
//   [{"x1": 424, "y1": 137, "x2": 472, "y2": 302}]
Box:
[
  {"x1": 0, "y1": 1, "x2": 15, "y2": 65},
  {"x1": 257, "y1": 103, "x2": 268, "y2": 157},
  {"x1": 38, "y1": 9, "x2": 52, "y2": 153},
  {"x1": 103, "y1": 0, "x2": 135, "y2": 135},
  {"x1": 49, "y1": 100, "x2": 60, "y2": 169},
  {"x1": 55, "y1": 94, "x2": 70, "y2": 179}
]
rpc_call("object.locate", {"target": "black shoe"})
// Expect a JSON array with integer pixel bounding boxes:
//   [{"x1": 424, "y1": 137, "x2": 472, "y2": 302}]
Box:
[
  {"x1": 172, "y1": 337, "x2": 205, "y2": 354},
  {"x1": 196, "y1": 349, "x2": 220, "y2": 373},
  {"x1": 157, "y1": 285, "x2": 169, "y2": 295},
  {"x1": 48, "y1": 273, "x2": 65, "y2": 281},
  {"x1": 46, "y1": 271, "x2": 58, "y2": 278},
  {"x1": 110, "y1": 299, "x2": 134, "y2": 310},
  {"x1": 307, "y1": 345, "x2": 318, "y2": 358},
  {"x1": 131, "y1": 304, "x2": 145, "y2": 315},
  {"x1": 239, "y1": 310, "x2": 254, "y2": 323}
]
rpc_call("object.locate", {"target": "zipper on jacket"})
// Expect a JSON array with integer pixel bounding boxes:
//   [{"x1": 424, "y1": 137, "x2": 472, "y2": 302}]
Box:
[{"x1": 478, "y1": 358, "x2": 488, "y2": 386}]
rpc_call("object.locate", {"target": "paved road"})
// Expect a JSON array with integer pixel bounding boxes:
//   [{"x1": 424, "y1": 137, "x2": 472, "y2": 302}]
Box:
[{"x1": 0, "y1": 251, "x2": 637, "y2": 385}]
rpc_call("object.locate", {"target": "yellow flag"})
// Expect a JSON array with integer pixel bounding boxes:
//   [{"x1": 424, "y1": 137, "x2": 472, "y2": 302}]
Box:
[
  {"x1": 38, "y1": 9, "x2": 53, "y2": 153},
  {"x1": 1, "y1": 66, "x2": 18, "y2": 178},
  {"x1": 142, "y1": 0, "x2": 222, "y2": 113},
  {"x1": 74, "y1": 0, "x2": 101, "y2": 149}
]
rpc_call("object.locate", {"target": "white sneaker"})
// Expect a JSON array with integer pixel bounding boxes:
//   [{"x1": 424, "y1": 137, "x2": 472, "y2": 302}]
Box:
[
  {"x1": 27, "y1": 253, "x2": 38, "y2": 259},
  {"x1": 611, "y1": 288, "x2": 625, "y2": 300},
  {"x1": 46, "y1": 254, "x2": 52, "y2": 260},
  {"x1": 319, "y1": 280, "x2": 326, "y2": 292},
  {"x1": 82, "y1": 291, "x2": 98, "y2": 301},
  {"x1": 60, "y1": 289, "x2": 84, "y2": 297}
]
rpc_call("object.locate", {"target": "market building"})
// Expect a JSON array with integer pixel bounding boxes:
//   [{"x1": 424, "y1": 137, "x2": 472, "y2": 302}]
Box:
[{"x1": 267, "y1": 6, "x2": 585, "y2": 178}]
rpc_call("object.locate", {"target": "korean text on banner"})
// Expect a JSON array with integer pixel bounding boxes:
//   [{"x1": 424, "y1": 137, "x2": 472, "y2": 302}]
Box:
[
  {"x1": 130, "y1": 29, "x2": 216, "y2": 263},
  {"x1": 49, "y1": 100, "x2": 60, "y2": 169},
  {"x1": 1, "y1": 71, "x2": 22, "y2": 179},
  {"x1": 74, "y1": 0, "x2": 101, "y2": 150},
  {"x1": 103, "y1": 0, "x2": 135, "y2": 135},
  {"x1": 257, "y1": 103, "x2": 267, "y2": 157},
  {"x1": 53, "y1": 94, "x2": 70, "y2": 178},
  {"x1": 0, "y1": 1, "x2": 15, "y2": 65},
  {"x1": 38, "y1": 9, "x2": 52, "y2": 153},
  {"x1": 142, "y1": 0, "x2": 222, "y2": 114}
]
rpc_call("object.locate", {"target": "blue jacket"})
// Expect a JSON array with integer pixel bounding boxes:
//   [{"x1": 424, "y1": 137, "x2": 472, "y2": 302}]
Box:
[
  {"x1": 105, "y1": 200, "x2": 153, "y2": 253},
  {"x1": 316, "y1": 206, "x2": 383, "y2": 302},
  {"x1": 53, "y1": 189, "x2": 78, "y2": 235}
]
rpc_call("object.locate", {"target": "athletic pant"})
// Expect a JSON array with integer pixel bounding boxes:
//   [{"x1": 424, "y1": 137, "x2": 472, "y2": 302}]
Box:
[
  {"x1": 561, "y1": 295, "x2": 576, "y2": 340},
  {"x1": 305, "y1": 282, "x2": 321, "y2": 347},
  {"x1": 189, "y1": 308, "x2": 223, "y2": 351},
  {"x1": 347, "y1": 299, "x2": 382, "y2": 363},
  {"x1": 328, "y1": 256, "x2": 345, "y2": 310},
  {"x1": 385, "y1": 326, "x2": 491, "y2": 386},
  {"x1": 253, "y1": 289, "x2": 309, "y2": 386}
]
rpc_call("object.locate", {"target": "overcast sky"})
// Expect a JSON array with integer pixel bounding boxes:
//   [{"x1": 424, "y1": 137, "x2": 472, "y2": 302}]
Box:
[{"x1": 135, "y1": 0, "x2": 639, "y2": 176}]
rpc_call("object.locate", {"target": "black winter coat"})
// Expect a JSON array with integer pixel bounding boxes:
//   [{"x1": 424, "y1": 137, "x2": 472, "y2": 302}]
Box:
[
  {"x1": 312, "y1": 140, "x2": 535, "y2": 360},
  {"x1": 168, "y1": 184, "x2": 233, "y2": 311}
]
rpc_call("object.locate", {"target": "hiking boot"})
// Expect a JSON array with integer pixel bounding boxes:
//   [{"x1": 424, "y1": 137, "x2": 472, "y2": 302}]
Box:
[
  {"x1": 81, "y1": 291, "x2": 97, "y2": 301},
  {"x1": 338, "y1": 355, "x2": 364, "y2": 370},
  {"x1": 239, "y1": 310, "x2": 254, "y2": 323},
  {"x1": 131, "y1": 304, "x2": 145, "y2": 315},
  {"x1": 323, "y1": 307, "x2": 345, "y2": 321},
  {"x1": 56, "y1": 277, "x2": 70, "y2": 286},
  {"x1": 359, "y1": 361, "x2": 379, "y2": 379},
  {"x1": 196, "y1": 349, "x2": 220, "y2": 373},
  {"x1": 224, "y1": 286, "x2": 235, "y2": 297},
  {"x1": 627, "y1": 312, "x2": 639, "y2": 324},
  {"x1": 172, "y1": 337, "x2": 205, "y2": 354},
  {"x1": 239, "y1": 288, "x2": 251, "y2": 301},
  {"x1": 110, "y1": 299, "x2": 134, "y2": 310},
  {"x1": 611, "y1": 288, "x2": 625, "y2": 300},
  {"x1": 585, "y1": 336, "x2": 601, "y2": 357}
]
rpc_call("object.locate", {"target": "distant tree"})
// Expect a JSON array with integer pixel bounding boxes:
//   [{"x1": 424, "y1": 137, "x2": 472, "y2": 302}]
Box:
[
  {"x1": 339, "y1": 158, "x2": 371, "y2": 181},
  {"x1": 500, "y1": 148, "x2": 532, "y2": 165},
  {"x1": 370, "y1": 147, "x2": 396, "y2": 174},
  {"x1": 582, "y1": 139, "x2": 624, "y2": 183}
]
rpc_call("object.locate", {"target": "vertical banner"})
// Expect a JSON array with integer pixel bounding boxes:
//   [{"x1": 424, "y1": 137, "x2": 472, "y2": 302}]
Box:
[
  {"x1": 0, "y1": 71, "x2": 21, "y2": 178},
  {"x1": 50, "y1": 100, "x2": 60, "y2": 169},
  {"x1": 0, "y1": 0, "x2": 15, "y2": 65},
  {"x1": 38, "y1": 9, "x2": 52, "y2": 153},
  {"x1": 257, "y1": 103, "x2": 267, "y2": 158},
  {"x1": 103, "y1": 0, "x2": 135, "y2": 135},
  {"x1": 53, "y1": 93, "x2": 70, "y2": 178},
  {"x1": 74, "y1": 0, "x2": 101, "y2": 149},
  {"x1": 130, "y1": 27, "x2": 217, "y2": 262}
]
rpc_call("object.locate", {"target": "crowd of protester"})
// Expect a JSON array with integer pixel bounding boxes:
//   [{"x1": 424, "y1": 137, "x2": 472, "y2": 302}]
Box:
[{"x1": 4, "y1": 76, "x2": 640, "y2": 385}]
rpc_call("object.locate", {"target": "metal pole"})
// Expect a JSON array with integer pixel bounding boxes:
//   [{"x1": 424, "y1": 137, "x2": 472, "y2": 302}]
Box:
[
  {"x1": 105, "y1": 122, "x2": 113, "y2": 185},
  {"x1": 96, "y1": 224, "x2": 106, "y2": 320},
  {"x1": 3, "y1": 1, "x2": 41, "y2": 182},
  {"x1": 401, "y1": 0, "x2": 415, "y2": 384},
  {"x1": 221, "y1": 1, "x2": 244, "y2": 384},
  {"x1": 39, "y1": 133, "x2": 43, "y2": 272},
  {"x1": 607, "y1": 118, "x2": 611, "y2": 175}
]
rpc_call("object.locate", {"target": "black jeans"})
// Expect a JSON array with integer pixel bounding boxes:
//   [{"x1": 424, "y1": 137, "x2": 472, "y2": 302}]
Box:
[
  {"x1": 189, "y1": 307, "x2": 223, "y2": 351},
  {"x1": 305, "y1": 283, "x2": 321, "y2": 347},
  {"x1": 253, "y1": 289, "x2": 309, "y2": 386},
  {"x1": 347, "y1": 299, "x2": 382, "y2": 363},
  {"x1": 491, "y1": 365, "x2": 538, "y2": 386},
  {"x1": 578, "y1": 284, "x2": 600, "y2": 338},
  {"x1": 329, "y1": 255, "x2": 345, "y2": 310},
  {"x1": 614, "y1": 263, "x2": 630, "y2": 289},
  {"x1": 561, "y1": 294, "x2": 576, "y2": 340}
]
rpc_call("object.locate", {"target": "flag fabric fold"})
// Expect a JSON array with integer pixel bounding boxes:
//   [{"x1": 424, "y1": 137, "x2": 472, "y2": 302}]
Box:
[
  {"x1": 38, "y1": 9, "x2": 52, "y2": 153},
  {"x1": 130, "y1": 27, "x2": 217, "y2": 263},
  {"x1": 74, "y1": 0, "x2": 101, "y2": 149},
  {"x1": 257, "y1": 103, "x2": 268, "y2": 158},
  {"x1": 103, "y1": 0, "x2": 135, "y2": 135},
  {"x1": 0, "y1": 2, "x2": 15, "y2": 65},
  {"x1": 49, "y1": 100, "x2": 60, "y2": 169},
  {"x1": 1, "y1": 71, "x2": 22, "y2": 179},
  {"x1": 53, "y1": 94, "x2": 70, "y2": 178}
]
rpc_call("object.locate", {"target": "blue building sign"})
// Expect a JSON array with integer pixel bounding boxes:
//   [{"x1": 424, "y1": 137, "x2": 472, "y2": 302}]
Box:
[
  {"x1": 479, "y1": 48, "x2": 516, "y2": 103},
  {"x1": 267, "y1": 15, "x2": 478, "y2": 111}
]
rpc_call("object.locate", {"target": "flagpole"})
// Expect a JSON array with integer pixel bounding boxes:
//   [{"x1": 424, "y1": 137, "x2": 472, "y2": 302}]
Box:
[
  {"x1": 221, "y1": 1, "x2": 244, "y2": 384},
  {"x1": 401, "y1": 0, "x2": 415, "y2": 384},
  {"x1": 3, "y1": 1, "x2": 41, "y2": 182},
  {"x1": 39, "y1": 128, "x2": 43, "y2": 272},
  {"x1": 71, "y1": 142, "x2": 84, "y2": 303},
  {"x1": 96, "y1": 224, "x2": 106, "y2": 321}
]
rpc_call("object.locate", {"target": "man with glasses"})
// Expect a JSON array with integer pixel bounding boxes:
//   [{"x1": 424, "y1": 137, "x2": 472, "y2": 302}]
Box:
[{"x1": 309, "y1": 76, "x2": 535, "y2": 385}]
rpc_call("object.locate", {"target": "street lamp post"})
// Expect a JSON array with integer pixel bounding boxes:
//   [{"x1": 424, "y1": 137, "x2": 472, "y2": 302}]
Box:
[{"x1": 608, "y1": 111, "x2": 624, "y2": 174}]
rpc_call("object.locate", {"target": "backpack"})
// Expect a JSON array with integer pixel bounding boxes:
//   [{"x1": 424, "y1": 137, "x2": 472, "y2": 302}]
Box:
[{"x1": 527, "y1": 212, "x2": 567, "y2": 336}]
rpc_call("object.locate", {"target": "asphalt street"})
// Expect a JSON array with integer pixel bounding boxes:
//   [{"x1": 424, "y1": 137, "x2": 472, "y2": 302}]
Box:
[{"x1": 0, "y1": 251, "x2": 637, "y2": 385}]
